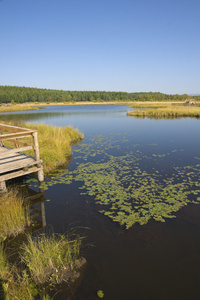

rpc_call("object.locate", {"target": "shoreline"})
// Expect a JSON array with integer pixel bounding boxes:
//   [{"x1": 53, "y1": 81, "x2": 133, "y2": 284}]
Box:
[{"x1": 0, "y1": 101, "x2": 185, "y2": 113}]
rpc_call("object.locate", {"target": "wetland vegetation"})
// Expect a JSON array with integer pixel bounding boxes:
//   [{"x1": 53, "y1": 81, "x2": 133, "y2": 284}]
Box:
[
  {"x1": 1, "y1": 104, "x2": 200, "y2": 299},
  {"x1": 29, "y1": 133, "x2": 200, "y2": 229},
  {"x1": 0, "y1": 189, "x2": 84, "y2": 300},
  {"x1": 127, "y1": 102, "x2": 200, "y2": 118}
]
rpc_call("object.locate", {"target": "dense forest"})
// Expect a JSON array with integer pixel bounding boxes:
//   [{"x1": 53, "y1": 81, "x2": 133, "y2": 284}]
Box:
[{"x1": 0, "y1": 85, "x2": 199, "y2": 104}]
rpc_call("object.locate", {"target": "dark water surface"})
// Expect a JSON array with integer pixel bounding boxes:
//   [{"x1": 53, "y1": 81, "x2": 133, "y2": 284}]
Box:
[{"x1": 1, "y1": 105, "x2": 200, "y2": 300}]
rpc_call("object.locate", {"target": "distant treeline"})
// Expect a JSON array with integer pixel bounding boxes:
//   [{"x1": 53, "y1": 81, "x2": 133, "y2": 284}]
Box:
[{"x1": 0, "y1": 85, "x2": 199, "y2": 103}]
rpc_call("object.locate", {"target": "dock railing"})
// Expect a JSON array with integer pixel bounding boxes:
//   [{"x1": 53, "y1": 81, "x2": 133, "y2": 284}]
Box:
[{"x1": 0, "y1": 124, "x2": 44, "y2": 192}]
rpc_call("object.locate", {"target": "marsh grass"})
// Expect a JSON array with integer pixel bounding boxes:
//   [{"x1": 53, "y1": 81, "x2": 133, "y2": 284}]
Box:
[
  {"x1": 21, "y1": 233, "x2": 82, "y2": 285},
  {"x1": 0, "y1": 189, "x2": 30, "y2": 241},
  {"x1": 0, "y1": 232, "x2": 82, "y2": 299},
  {"x1": 127, "y1": 104, "x2": 200, "y2": 118},
  {"x1": 0, "y1": 104, "x2": 39, "y2": 113},
  {"x1": 130, "y1": 102, "x2": 175, "y2": 109},
  {"x1": 0, "y1": 245, "x2": 35, "y2": 299},
  {"x1": 28, "y1": 123, "x2": 84, "y2": 173}
]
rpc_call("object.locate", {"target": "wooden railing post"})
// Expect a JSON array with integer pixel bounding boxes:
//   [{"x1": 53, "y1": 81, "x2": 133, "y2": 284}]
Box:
[
  {"x1": 32, "y1": 132, "x2": 44, "y2": 182},
  {"x1": 0, "y1": 130, "x2": 4, "y2": 147},
  {"x1": 0, "y1": 181, "x2": 7, "y2": 193}
]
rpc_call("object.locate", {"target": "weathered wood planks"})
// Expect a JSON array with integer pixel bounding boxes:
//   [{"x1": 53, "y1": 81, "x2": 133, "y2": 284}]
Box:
[{"x1": 0, "y1": 124, "x2": 44, "y2": 192}]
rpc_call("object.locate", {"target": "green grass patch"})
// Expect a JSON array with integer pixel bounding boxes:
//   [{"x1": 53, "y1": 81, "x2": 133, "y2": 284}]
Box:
[
  {"x1": 21, "y1": 233, "x2": 82, "y2": 285},
  {"x1": 0, "y1": 231, "x2": 84, "y2": 299}
]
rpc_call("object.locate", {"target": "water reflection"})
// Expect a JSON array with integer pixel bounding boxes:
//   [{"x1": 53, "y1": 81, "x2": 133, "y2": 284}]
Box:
[{"x1": 25, "y1": 186, "x2": 46, "y2": 234}]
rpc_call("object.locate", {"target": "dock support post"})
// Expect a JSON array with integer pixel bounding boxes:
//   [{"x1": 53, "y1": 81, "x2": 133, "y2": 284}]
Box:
[
  {"x1": 38, "y1": 168, "x2": 44, "y2": 182},
  {"x1": 32, "y1": 132, "x2": 44, "y2": 182},
  {"x1": 0, "y1": 181, "x2": 7, "y2": 193}
]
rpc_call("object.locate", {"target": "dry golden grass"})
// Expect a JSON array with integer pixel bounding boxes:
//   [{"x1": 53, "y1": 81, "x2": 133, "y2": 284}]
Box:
[
  {"x1": 129, "y1": 102, "x2": 176, "y2": 109},
  {"x1": 0, "y1": 104, "x2": 39, "y2": 112},
  {"x1": 25, "y1": 123, "x2": 84, "y2": 174},
  {"x1": 127, "y1": 104, "x2": 200, "y2": 118}
]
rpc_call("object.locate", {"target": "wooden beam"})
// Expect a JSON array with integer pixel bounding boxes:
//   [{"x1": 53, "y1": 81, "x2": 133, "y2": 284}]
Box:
[
  {"x1": 0, "y1": 124, "x2": 33, "y2": 132},
  {"x1": 6, "y1": 139, "x2": 32, "y2": 147},
  {"x1": 0, "y1": 166, "x2": 43, "y2": 181},
  {"x1": 0, "y1": 158, "x2": 42, "y2": 174},
  {"x1": 0, "y1": 131, "x2": 36, "y2": 140}
]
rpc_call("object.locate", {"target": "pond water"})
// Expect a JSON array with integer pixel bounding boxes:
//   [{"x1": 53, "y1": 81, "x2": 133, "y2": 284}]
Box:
[{"x1": 1, "y1": 105, "x2": 200, "y2": 300}]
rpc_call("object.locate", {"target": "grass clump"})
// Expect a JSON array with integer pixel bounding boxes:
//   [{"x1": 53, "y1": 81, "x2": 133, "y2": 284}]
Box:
[
  {"x1": 127, "y1": 104, "x2": 200, "y2": 118},
  {"x1": 28, "y1": 123, "x2": 84, "y2": 174},
  {"x1": 0, "y1": 233, "x2": 84, "y2": 299},
  {"x1": 0, "y1": 189, "x2": 30, "y2": 241},
  {"x1": 0, "y1": 246, "x2": 35, "y2": 300},
  {"x1": 21, "y1": 233, "x2": 82, "y2": 285}
]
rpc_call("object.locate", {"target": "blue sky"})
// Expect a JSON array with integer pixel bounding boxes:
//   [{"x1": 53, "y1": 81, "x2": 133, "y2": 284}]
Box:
[{"x1": 0, "y1": 0, "x2": 199, "y2": 94}]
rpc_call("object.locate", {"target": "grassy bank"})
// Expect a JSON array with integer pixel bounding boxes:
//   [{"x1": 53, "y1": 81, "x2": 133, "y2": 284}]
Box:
[
  {"x1": 127, "y1": 103, "x2": 200, "y2": 118},
  {"x1": 0, "y1": 104, "x2": 39, "y2": 113},
  {"x1": 0, "y1": 101, "x2": 135, "y2": 112},
  {"x1": 25, "y1": 123, "x2": 84, "y2": 174}
]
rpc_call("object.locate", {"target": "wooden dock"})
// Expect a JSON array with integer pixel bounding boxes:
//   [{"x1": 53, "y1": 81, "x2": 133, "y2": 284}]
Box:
[{"x1": 0, "y1": 124, "x2": 44, "y2": 192}]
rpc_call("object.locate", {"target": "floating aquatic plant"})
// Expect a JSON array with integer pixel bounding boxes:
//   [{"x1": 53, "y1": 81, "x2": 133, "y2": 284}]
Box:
[{"x1": 26, "y1": 133, "x2": 200, "y2": 229}]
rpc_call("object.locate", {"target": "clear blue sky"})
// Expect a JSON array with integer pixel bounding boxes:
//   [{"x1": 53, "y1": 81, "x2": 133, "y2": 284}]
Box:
[{"x1": 0, "y1": 0, "x2": 199, "y2": 94}]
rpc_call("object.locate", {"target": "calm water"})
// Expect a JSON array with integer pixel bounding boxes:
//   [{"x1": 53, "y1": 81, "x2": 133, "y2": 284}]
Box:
[{"x1": 1, "y1": 105, "x2": 200, "y2": 300}]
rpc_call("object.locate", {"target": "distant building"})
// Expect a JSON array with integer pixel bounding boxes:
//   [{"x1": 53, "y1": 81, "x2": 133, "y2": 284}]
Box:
[{"x1": 184, "y1": 99, "x2": 196, "y2": 105}]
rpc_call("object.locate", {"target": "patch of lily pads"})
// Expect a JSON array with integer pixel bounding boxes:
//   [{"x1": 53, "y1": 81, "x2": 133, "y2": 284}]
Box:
[{"x1": 26, "y1": 133, "x2": 200, "y2": 229}]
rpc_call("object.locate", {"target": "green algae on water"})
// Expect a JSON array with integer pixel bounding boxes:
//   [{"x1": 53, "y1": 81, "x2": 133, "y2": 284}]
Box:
[{"x1": 26, "y1": 134, "x2": 200, "y2": 229}]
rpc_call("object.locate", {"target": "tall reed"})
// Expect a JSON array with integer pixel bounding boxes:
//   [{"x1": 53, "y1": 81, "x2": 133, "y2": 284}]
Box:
[{"x1": 21, "y1": 233, "x2": 82, "y2": 285}]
